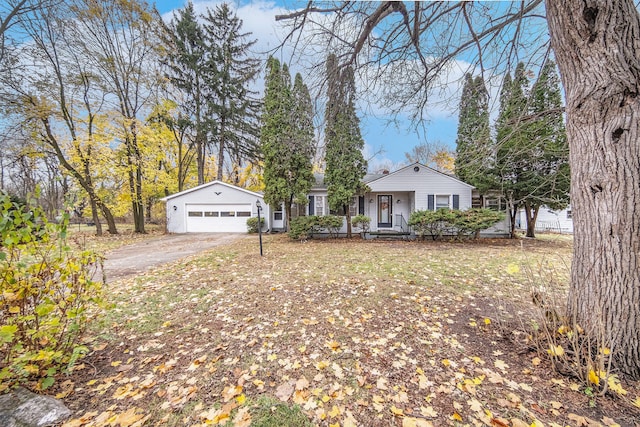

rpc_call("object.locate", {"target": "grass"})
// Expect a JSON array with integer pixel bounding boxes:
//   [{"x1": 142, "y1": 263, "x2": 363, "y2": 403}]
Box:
[
  {"x1": 58, "y1": 233, "x2": 640, "y2": 427},
  {"x1": 249, "y1": 396, "x2": 316, "y2": 427}
]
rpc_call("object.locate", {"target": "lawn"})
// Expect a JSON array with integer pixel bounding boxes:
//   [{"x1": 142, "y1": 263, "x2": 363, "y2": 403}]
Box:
[{"x1": 60, "y1": 234, "x2": 640, "y2": 427}]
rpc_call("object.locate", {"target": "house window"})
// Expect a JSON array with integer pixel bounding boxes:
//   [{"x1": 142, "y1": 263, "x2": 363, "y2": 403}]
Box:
[
  {"x1": 435, "y1": 195, "x2": 450, "y2": 209},
  {"x1": 204, "y1": 211, "x2": 218, "y2": 217},
  {"x1": 188, "y1": 211, "x2": 203, "y2": 217},
  {"x1": 237, "y1": 211, "x2": 251, "y2": 217},
  {"x1": 485, "y1": 197, "x2": 505, "y2": 211},
  {"x1": 566, "y1": 210, "x2": 572, "y2": 219},
  {"x1": 315, "y1": 196, "x2": 325, "y2": 216},
  {"x1": 349, "y1": 196, "x2": 358, "y2": 217},
  {"x1": 220, "y1": 211, "x2": 235, "y2": 217},
  {"x1": 331, "y1": 196, "x2": 358, "y2": 216},
  {"x1": 274, "y1": 211, "x2": 283, "y2": 220}
]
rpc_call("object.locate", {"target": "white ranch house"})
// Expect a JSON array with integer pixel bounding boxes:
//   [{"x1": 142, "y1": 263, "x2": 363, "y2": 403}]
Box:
[{"x1": 161, "y1": 162, "x2": 511, "y2": 237}]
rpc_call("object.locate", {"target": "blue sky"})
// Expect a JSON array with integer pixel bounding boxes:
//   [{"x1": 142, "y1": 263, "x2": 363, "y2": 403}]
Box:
[{"x1": 155, "y1": 0, "x2": 462, "y2": 171}]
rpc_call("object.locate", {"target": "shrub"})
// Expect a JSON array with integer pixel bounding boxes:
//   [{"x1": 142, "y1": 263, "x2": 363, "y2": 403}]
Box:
[
  {"x1": 409, "y1": 209, "x2": 457, "y2": 240},
  {"x1": 409, "y1": 208, "x2": 503, "y2": 240},
  {"x1": 451, "y1": 208, "x2": 504, "y2": 239},
  {"x1": 246, "y1": 216, "x2": 265, "y2": 233},
  {"x1": 289, "y1": 216, "x2": 315, "y2": 240},
  {"x1": 351, "y1": 214, "x2": 371, "y2": 237},
  {"x1": 0, "y1": 193, "x2": 106, "y2": 390},
  {"x1": 288, "y1": 215, "x2": 344, "y2": 239},
  {"x1": 318, "y1": 215, "x2": 343, "y2": 238}
]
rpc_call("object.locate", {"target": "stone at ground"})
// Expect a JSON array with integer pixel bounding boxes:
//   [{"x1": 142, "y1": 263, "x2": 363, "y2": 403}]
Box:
[{"x1": 0, "y1": 387, "x2": 71, "y2": 427}]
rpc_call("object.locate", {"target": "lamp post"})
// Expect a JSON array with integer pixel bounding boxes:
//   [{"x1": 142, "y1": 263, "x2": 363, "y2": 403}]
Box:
[{"x1": 256, "y1": 199, "x2": 263, "y2": 256}]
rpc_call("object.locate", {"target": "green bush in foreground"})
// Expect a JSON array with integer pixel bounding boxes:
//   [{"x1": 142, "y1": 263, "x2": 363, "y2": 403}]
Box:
[
  {"x1": 246, "y1": 216, "x2": 265, "y2": 233},
  {"x1": 409, "y1": 208, "x2": 504, "y2": 240},
  {"x1": 288, "y1": 215, "x2": 344, "y2": 239},
  {"x1": 351, "y1": 214, "x2": 371, "y2": 237},
  {"x1": 0, "y1": 193, "x2": 106, "y2": 391}
]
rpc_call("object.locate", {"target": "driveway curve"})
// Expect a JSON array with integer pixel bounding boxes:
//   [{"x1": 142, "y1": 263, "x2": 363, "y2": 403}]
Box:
[{"x1": 102, "y1": 233, "x2": 244, "y2": 281}]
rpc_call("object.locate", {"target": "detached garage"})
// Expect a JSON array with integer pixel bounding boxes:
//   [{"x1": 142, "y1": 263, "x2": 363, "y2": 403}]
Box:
[{"x1": 161, "y1": 181, "x2": 269, "y2": 233}]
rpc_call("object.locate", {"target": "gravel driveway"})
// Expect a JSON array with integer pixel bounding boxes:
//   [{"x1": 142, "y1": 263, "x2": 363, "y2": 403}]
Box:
[{"x1": 102, "y1": 233, "x2": 244, "y2": 281}]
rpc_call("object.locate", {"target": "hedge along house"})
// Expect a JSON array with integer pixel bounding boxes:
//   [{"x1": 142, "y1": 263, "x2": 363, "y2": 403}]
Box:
[
  {"x1": 304, "y1": 162, "x2": 479, "y2": 236},
  {"x1": 161, "y1": 181, "x2": 270, "y2": 233}
]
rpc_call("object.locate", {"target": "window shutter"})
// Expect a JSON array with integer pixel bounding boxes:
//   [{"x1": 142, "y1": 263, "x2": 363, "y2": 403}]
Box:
[
  {"x1": 308, "y1": 196, "x2": 314, "y2": 215},
  {"x1": 358, "y1": 196, "x2": 365, "y2": 215},
  {"x1": 427, "y1": 194, "x2": 434, "y2": 210},
  {"x1": 453, "y1": 194, "x2": 460, "y2": 210}
]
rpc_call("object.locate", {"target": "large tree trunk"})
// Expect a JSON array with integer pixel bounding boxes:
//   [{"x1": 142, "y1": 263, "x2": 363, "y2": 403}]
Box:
[{"x1": 547, "y1": 0, "x2": 640, "y2": 377}]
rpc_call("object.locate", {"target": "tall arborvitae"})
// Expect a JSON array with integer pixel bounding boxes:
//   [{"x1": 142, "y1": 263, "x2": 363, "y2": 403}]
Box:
[
  {"x1": 324, "y1": 54, "x2": 367, "y2": 238},
  {"x1": 261, "y1": 58, "x2": 315, "y2": 230},
  {"x1": 521, "y1": 59, "x2": 569, "y2": 237},
  {"x1": 455, "y1": 73, "x2": 493, "y2": 194},
  {"x1": 203, "y1": 3, "x2": 261, "y2": 181},
  {"x1": 161, "y1": 2, "x2": 210, "y2": 185},
  {"x1": 495, "y1": 63, "x2": 530, "y2": 237}
]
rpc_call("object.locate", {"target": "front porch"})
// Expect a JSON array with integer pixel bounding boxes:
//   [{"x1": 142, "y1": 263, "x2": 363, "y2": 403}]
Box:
[{"x1": 364, "y1": 192, "x2": 414, "y2": 233}]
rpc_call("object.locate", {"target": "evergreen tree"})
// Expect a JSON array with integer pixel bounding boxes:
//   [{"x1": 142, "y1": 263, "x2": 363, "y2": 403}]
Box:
[
  {"x1": 324, "y1": 54, "x2": 367, "y2": 238},
  {"x1": 261, "y1": 57, "x2": 315, "y2": 230},
  {"x1": 521, "y1": 59, "x2": 570, "y2": 237},
  {"x1": 495, "y1": 61, "x2": 569, "y2": 238},
  {"x1": 161, "y1": 2, "x2": 210, "y2": 185},
  {"x1": 203, "y1": 3, "x2": 261, "y2": 181},
  {"x1": 495, "y1": 63, "x2": 530, "y2": 237},
  {"x1": 455, "y1": 74, "x2": 493, "y2": 194}
]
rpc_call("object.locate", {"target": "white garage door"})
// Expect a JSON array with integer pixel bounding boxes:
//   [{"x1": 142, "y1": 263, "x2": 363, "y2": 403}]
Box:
[{"x1": 185, "y1": 204, "x2": 253, "y2": 233}]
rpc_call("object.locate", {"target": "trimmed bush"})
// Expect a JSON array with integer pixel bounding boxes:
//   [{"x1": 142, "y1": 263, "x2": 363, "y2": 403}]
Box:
[
  {"x1": 409, "y1": 209, "x2": 457, "y2": 240},
  {"x1": 246, "y1": 216, "x2": 265, "y2": 233},
  {"x1": 288, "y1": 215, "x2": 344, "y2": 239},
  {"x1": 351, "y1": 214, "x2": 371, "y2": 237},
  {"x1": 318, "y1": 215, "x2": 343, "y2": 238},
  {"x1": 452, "y1": 208, "x2": 504, "y2": 239},
  {"x1": 289, "y1": 216, "x2": 315, "y2": 240},
  {"x1": 0, "y1": 193, "x2": 106, "y2": 390},
  {"x1": 409, "y1": 208, "x2": 504, "y2": 240}
]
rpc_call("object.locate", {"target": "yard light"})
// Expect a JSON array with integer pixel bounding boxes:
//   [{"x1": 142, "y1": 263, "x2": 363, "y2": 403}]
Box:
[{"x1": 256, "y1": 199, "x2": 263, "y2": 256}]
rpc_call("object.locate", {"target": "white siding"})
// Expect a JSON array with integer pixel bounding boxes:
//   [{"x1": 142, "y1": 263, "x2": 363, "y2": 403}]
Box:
[
  {"x1": 519, "y1": 206, "x2": 573, "y2": 233},
  {"x1": 304, "y1": 164, "x2": 474, "y2": 235},
  {"x1": 368, "y1": 165, "x2": 473, "y2": 212},
  {"x1": 163, "y1": 181, "x2": 268, "y2": 233}
]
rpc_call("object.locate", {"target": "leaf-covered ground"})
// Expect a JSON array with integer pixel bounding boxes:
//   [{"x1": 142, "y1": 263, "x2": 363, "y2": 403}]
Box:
[{"x1": 59, "y1": 234, "x2": 640, "y2": 427}]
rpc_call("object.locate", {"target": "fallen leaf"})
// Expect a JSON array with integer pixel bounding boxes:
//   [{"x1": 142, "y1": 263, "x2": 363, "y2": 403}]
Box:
[
  {"x1": 232, "y1": 406, "x2": 252, "y2": 427},
  {"x1": 376, "y1": 377, "x2": 388, "y2": 390},
  {"x1": 602, "y1": 416, "x2": 621, "y2": 427},
  {"x1": 390, "y1": 405, "x2": 404, "y2": 416},
  {"x1": 296, "y1": 376, "x2": 310, "y2": 391},
  {"x1": 494, "y1": 360, "x2": 508, "y2": 371},
  {"x1": 420, "y1": 406, "x2": 437, "y2": 418},
  {"x1": 275, "y1": 382, "x2": 294, "y2": 402},
  {"x1": 221, "y1": 385, "x2": 242, "y2": 402},
  {"x1": 510, "y1": 419, "x2": 529, "y2": 427}
]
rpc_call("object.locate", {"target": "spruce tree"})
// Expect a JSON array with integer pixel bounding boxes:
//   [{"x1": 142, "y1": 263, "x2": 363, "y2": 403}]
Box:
[
  {"x1": 261, "y1": 58, "x2": 315, "y2": 230},
  {"x1": 495, "y1": 63, "x2": 530, "y2": 237},
  {"x1": 203, "y1": 3, "x2": 261, "y2": 181},
  {"x1": 454, "y1": 73, "x2": 493, "y2": 194},
  {"x1": 161, "y1": 2, "x2": 210, "y2": 185},
  {"x1": 324, "y1": 54, "x2": 367, "y2": 238},
  {"x1": 522, "y1": 59, "x2": 570, "y2": 237}
]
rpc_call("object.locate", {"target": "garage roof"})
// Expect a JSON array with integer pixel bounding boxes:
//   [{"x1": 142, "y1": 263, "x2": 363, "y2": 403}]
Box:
[{"x1": 160, "y1": 180, "x2": 264, "y2": 202}]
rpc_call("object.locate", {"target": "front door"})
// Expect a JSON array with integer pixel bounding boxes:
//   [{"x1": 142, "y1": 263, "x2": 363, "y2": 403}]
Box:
[{"x1": 378, "y1": 195, "x2": 392, "y2": 228}]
